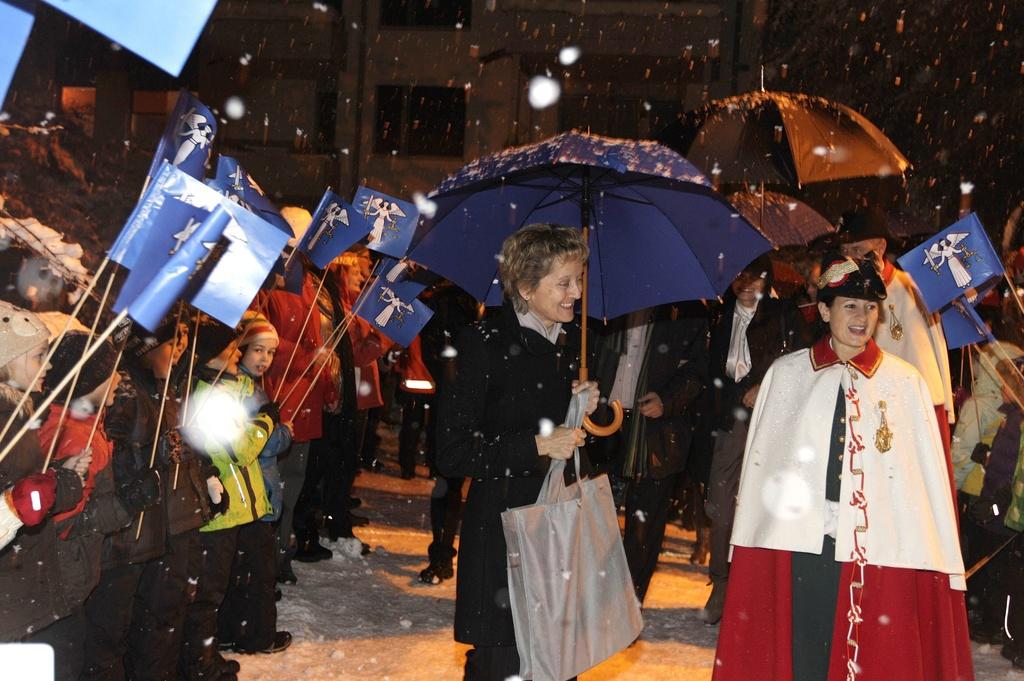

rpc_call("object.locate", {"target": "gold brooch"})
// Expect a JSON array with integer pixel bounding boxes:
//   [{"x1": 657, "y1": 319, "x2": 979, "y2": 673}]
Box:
[
  {"x1": 875, "y1": 400, "x2": 893, "y2": 453},
  {"x1": 888, "y1": 304, "x2": 904, "y2": 341}
]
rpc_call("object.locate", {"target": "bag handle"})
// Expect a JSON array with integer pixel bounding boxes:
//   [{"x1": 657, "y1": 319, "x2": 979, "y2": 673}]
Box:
[{"x1": 537, "y1": 389, "x2": 589, "y2": 503}]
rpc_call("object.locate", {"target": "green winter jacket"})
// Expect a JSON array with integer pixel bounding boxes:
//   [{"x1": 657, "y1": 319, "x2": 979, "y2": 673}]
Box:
[{"x1": 188, "y1": 371, "x2": 273, "y2": 532}]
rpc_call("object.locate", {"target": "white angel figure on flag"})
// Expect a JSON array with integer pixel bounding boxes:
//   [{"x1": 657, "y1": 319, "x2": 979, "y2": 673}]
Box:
[
  {"x1": 308, "y1": 203, "x2": 349, "y2": 250},
  {"x1": 365, "y1": 197, "x2": 406, "y2": 244},
  {"x1": 174, "y1": 108, "x2": 213, "y2": 166},
  {"x1": 924, "y1": 232, "x2": 976, "y2": 288},
  {"x1": 228, "y1": 165, "x2": 246, "y2": 192},
  {"x1": 375, "y1": 286, "x2": 414, "y2": 327}
]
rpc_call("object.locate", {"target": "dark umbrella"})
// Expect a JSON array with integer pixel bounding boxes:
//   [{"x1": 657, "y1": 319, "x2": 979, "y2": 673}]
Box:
[
  {"x1": 727, "y1": 190, "x2": 835, "y2": 247},
  {"x1": 659, "y1": 90, "x2": 911, "y2": 186},
  {"x1": 409, "y1": 131, "x2": 771, "y2": 435}
]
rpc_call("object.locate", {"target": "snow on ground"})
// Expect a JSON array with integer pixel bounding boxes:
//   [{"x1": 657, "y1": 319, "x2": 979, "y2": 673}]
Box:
[{"x1": 232, "y1": 426, "x2": 1024, "y2": 680}]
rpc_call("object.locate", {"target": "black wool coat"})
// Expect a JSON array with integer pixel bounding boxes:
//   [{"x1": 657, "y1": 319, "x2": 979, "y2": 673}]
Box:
[
  {"x1": 591, "y1": 302, "x2": 709, "y2": 479},
  {"x1": 437, "y1": 303, "x2": 586, "y2": 647}
]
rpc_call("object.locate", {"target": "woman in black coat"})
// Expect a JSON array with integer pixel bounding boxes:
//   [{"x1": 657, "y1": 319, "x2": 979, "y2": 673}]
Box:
[{"x1": 437, "y1": 224, "x2": 600, "y2": 681}]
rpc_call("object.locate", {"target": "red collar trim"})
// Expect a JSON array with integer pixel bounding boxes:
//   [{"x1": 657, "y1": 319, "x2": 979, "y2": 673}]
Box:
[
  {"x1": 809, "y1": 335, "x2": 883, "y2": 378},
  {"x1": 881, "y1": 260, "x2": 896, "y2": 286}
]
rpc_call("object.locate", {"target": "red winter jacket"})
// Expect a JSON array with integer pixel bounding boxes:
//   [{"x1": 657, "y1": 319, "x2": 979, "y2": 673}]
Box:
[
  {"x1": 259, "y1": 273, "x2": 339, "y2": 442},
  {"x1": 39, "y1": 405, "x2": 113, "y2": 535}
]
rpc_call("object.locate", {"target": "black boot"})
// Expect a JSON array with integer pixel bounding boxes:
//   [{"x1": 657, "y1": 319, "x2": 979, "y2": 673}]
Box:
[{"x1": 419, "y1": 561, "x2": 454, "y2": 585}]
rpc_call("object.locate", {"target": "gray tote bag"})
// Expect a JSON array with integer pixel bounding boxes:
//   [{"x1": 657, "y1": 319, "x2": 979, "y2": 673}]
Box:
[{"x1": 500, "y1": 392, "x2": 644, "y2": 681}]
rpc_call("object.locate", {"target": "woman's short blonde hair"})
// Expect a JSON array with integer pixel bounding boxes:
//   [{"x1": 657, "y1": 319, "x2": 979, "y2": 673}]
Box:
[{"x1": 499, "y1": 223, "x2": 589, "y2": 313}]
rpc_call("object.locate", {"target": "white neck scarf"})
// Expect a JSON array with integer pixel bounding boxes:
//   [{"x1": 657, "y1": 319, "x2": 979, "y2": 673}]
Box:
[
  {"x1": 516, "y1": 310, "x2": 563, "y2": 345},
  {"x1": 725, "y1": 302, "x2": 757, "y2": 382}
]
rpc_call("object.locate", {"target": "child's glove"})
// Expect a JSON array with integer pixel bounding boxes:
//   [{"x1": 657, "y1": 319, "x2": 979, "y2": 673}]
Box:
[
  {"x1": 6, "y1": 471, "x2": 57, "y2": 526},
  {"x1": 206, "y1": 476, "x2": 229, "y2": 516}
]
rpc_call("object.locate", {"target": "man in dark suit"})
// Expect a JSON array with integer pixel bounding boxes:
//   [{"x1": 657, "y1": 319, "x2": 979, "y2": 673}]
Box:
[{"x1": 591, "y1": 302, "x2": 709, "y2": 602}]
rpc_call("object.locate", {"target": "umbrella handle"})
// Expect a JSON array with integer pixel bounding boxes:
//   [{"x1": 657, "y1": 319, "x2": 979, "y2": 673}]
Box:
[{"x1": 583, "y1": 400, "x2": 623, "y2": 437}]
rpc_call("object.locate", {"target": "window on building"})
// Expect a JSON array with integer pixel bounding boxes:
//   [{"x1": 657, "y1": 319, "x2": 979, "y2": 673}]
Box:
[
  {"x1": 381, "y1": 0, "x2": 471, "y2": 28},
  {"x1": 131, "y1": 90, "x2": 179, "y2": 142},
  {"x1": 407, "y1": 86, "x2": 466, "y2": 156},
  {"x1": 374, "y1": 85, "x2": 404, "y2": 154},
  {"x1": 60, "y1": 87, "x2": 96, "y2": 137},
  {"x1": 374, "y1": 85, "x2": 465, "y2": 157}
]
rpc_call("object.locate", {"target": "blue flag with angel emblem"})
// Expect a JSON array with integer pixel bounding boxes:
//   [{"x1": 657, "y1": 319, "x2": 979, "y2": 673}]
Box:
[
  {"x1": 144, "y1": 89, "x2": 216, "y2": 184},
  {"x1": 353, "y1": 186, "x2": 419, "y2": 258},
  {"x1": 297, "y1": 190, "x2": 367, "y2": 269},
  {"x1": 206, "y1": 156, "x2": 292, "y2": 236},
  {"x1": 111, "y1": 161, "x2": 288, "y2": 327},
  {"x1": 114, "y1": 205, "x2": 231, "y2": 332},
  {"x1": 355, "y1": 276, "x2": 433, "y2": 348},
  {"x1": 940, "y1": 296, "x2": 996, "y2": 350},
  {"x1": 897, "y1": 213, "x2": 1003, "y2": 314}
]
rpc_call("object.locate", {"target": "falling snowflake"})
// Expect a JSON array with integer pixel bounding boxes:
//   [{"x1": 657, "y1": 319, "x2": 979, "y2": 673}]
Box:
[
  {"x1": 528, "y1": 76, "x2": 561, "y2": 110},
  {"x1": 760, "y1": 471, "x2": 812, "y2": 520},
  {"x1": 558, "y1": 46, "x2": 581, "y2": 66},
  {"x1": 224, "y1": 97, "x2": 246, "y2": 120},
  {"x1": 538, "y1": 418, "x2": 554, "y2": 437},
  {"x1": 413, "y1": 192, "x2": 438, "y2": 219},
  {"x1": 440, "y1": 345, "x2": 458, "y2": 358}
]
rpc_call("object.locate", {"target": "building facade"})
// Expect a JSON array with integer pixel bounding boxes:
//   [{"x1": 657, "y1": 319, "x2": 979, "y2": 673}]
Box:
[{"x1": 13, "y1": 0, "x2": 765, "y2": 207}]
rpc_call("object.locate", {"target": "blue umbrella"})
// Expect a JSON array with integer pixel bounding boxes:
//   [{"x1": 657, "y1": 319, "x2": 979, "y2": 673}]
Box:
[{"x1": 409, "y1": 131, "x2": 771, "y2": 321}]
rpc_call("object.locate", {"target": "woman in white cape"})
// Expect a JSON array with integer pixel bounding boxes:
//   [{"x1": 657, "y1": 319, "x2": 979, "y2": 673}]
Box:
[{"x1": 712, "y1": 253, "x2": 973, "y2": 681}]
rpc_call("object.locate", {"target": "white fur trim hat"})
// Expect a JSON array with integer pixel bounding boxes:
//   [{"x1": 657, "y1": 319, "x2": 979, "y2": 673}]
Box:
[{"x1": 0, "y1": 300, "x2": 49, "y2": 368}]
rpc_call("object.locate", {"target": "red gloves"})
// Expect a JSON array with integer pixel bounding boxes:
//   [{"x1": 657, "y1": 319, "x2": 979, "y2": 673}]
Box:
[{"x1": 7, "y1": 471, "x2": 57, "y2": 526}]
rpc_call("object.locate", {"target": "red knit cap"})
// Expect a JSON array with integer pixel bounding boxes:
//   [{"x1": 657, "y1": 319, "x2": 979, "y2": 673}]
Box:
[{"x1": 238, "y1": 311, "x2": 279, "y2": 348}]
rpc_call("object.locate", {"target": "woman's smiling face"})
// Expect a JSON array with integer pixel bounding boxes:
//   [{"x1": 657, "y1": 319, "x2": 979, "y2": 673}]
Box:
[
  {"x1": 521, "y1": 257, "x2": 585, "y2": 328},
  {"x1": 819, "y1": 296, "x2": 880, "y2": 360}
]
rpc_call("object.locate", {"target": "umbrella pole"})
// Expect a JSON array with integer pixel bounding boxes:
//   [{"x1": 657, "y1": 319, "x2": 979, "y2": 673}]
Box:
[{"x1": 578, "y1": 170, "x2": 622, "y2": 437}]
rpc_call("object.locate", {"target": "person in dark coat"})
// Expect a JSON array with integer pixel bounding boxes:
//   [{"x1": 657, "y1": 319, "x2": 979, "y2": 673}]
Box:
[
  {"x1": 0, "y1": 303, "x2": 83, "y2": 674},
  {"x1": 79, "y1": 338, "x2": 164, "y2": 681},
  {"x1": 123, "y1": 319, "x2": 223, "y2": 681},
  {"x1": 437, "y1": 224, "x2": 600, "y2": 681},
  {"x1": 591, "y1": 302, "x2": 709, "y2": 602},
  {"x1": 701, "y1": 255, "x2": 811, "y2": 624},
  {"x1": 38, "y1": 334, "x2": 133, "y2": 681},
  {"x1": 416, "y1": 282, "x2": 478, "y2": 585}
]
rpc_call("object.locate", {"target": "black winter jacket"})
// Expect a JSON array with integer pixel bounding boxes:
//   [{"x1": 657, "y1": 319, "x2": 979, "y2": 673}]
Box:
[{"x1": 0, "y1": 384, "x2": 83, "y2": 640}]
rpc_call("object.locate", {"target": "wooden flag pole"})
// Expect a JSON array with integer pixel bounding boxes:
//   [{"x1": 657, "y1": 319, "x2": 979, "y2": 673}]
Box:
[
  {"x1": 272, "y1": 272, "x2": 329, "y2": 401},
  {"x1": 41, "y1": 270, "x2": 119, "y2": 467},
  {"x1": 135, "y1": 305, "x2": 184, "y2": 539},
  {"x1": 276, "y1": 258, "x2": 384, "y2": 407}
]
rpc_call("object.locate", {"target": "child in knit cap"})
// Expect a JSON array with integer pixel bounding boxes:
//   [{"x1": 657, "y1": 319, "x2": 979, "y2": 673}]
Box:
[
  {"x1": 179, "y1": 318, "x2": 279, "y2": 681},
  {"x1": 0, "y1": 301, "x2": 85, "y2": 680},
  {"x1": 215, "y1": 311, "x2": 293, "y2": 655}
]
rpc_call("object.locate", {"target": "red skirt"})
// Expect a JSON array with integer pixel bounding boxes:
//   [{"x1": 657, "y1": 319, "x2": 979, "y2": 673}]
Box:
[{"x1": 712, "y1": 546, "x2": 974, "y2": 681}]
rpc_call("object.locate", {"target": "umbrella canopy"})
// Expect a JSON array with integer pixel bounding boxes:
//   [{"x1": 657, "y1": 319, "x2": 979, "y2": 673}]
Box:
[
  {"x1": 409, "y1": 131, "x2": 771, "y2": 320},
  {"x1": 727, "y1": 190, "x2": 835, "y2": 248},
  {"x1": 659, "y1": 90, "x2": 911, "y2": 186}
]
